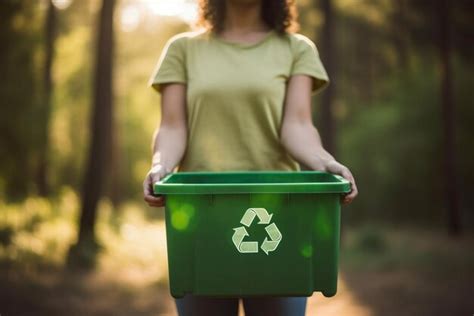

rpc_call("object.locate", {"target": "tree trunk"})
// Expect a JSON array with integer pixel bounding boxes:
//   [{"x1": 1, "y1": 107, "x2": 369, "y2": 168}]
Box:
[
  {"x1": 319, "y1": 0, "x2": 336, "y2": 157},
  {"x1": 106, "y1": 116, "x2": 121, "y2": 207},
  {"x1": 67, "y1": 0, "x2": 115, "y2": 269},
  {"x1": 36, "y1": 0, "x2": 56, "y2": 196},
  {"x1": 392, "y1": 0, "x2": 408, "y2": 68},
  {"x1": 437, "y1": 0, "x2": 461, "y2": 235}
]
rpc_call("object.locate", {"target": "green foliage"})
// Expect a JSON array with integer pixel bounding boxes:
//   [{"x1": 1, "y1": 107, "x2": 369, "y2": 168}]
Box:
[
  {"x1": 0, "y1": 225, "x2": 14, "y2": 248},
  {"x1": 453, "y1": 57, "x2": 474, "y2": 229},
  {"x1": 0, "y1": 188, "x2": 169, "y2": 284},
  {"x1": 0, "y1": 1, "x2": 472, "y2": 228},
  {"x1": 0, "y1": 187, "x2": 78, "y2": 268},
  {"x1": 0, "y1": 0, "x2": 43, "y2": 199},
  {"x1": 339, "y1": 57, "x2": 473, "y2": 225}
]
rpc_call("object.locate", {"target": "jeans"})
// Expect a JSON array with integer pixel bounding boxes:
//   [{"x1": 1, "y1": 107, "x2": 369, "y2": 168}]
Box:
[{"x1": 175, "y1": 294, "x2": 307, "y2": 316}]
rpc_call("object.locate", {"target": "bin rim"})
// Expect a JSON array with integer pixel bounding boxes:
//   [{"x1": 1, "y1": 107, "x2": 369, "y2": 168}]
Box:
[{"x1": 153, "y1": 170, "x2": 351, "y2": 194}]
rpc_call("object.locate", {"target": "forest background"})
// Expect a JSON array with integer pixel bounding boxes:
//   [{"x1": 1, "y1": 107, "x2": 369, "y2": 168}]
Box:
[{"x1": 0, "y1": 0, "x2": 473, "y2": 315}]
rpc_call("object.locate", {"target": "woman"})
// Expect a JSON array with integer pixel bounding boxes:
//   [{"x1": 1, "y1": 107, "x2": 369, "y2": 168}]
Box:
[{"x1": 143, "y1": 0, "x2": 358, "y2": 315}]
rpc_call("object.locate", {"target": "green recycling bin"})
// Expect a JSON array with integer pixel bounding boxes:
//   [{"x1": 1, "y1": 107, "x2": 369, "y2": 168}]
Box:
[{"x1": 154, "y1": 170, "x2": 351, "y2": 298}]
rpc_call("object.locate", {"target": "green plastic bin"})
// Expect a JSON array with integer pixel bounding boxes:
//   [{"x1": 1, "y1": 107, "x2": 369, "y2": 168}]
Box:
[{"x1": 154, "y1": 170, "x2": 351, "y2": 298}]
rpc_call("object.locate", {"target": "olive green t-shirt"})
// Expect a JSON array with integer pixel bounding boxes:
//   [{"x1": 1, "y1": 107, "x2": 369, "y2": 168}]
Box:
[{"x1": 149, "y1": 28, "x2": 329, "y2": 172}]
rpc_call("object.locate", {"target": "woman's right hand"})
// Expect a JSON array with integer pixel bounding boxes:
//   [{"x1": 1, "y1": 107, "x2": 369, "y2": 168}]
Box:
[{"x1": 143, "y1": 164, "x2": 169, "y2": 207}]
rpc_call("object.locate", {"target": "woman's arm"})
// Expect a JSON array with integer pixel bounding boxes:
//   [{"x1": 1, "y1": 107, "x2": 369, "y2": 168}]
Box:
[
  {"x1": 280, "y1": 74, "x2": 358, "y2": 204},
  {"x1": 143, "y1": 83, "x2": 187, "y2": 207}
]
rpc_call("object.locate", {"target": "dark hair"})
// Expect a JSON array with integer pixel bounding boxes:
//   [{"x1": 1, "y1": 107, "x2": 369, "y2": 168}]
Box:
[{"x1": 196, "y1": 0, "x2": 300, "y2": 35}]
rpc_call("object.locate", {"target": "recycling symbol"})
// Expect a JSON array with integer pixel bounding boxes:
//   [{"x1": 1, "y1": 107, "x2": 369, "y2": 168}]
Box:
[{"x1": 232, "y1": 207, "x2": 282, "y2": 255}]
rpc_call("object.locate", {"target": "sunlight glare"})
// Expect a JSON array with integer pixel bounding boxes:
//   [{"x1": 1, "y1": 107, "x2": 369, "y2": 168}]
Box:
[
  {"x1": 119, "y1": 0, "x2": 198, "y2": 32},
  {"x1": 52, "y1": 0, "x2": 73, "y2": 10},
  {"x1": 120, "y1": 4, "x2": 141, "y2": 32},
  {"x1": 148, "y1": 0, "x2": 198, "y2": 23}
]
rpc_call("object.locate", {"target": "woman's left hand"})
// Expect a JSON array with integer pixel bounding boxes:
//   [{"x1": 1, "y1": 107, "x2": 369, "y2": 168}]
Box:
[{"x1": 324, "y1": 160, "x2": 358, "y2": 205}]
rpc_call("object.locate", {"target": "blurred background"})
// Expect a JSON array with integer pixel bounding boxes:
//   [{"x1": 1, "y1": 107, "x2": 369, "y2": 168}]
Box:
[{"x1": 0, "y1": 0, "x2": 473, "y2": 315}]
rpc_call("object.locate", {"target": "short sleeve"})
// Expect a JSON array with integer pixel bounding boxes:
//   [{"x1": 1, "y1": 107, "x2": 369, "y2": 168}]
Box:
[
  {"x1": 148, "y1": 35, "x2": 187, "y2": 94},
  {"x1": 290, "y1": 35, "x2": 329, "y2": 95}
]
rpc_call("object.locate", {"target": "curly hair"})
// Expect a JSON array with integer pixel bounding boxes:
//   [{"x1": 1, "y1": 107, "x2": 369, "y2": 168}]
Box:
[{"x1": 196, "y1": 0, "x2": 300, "y2": 35}]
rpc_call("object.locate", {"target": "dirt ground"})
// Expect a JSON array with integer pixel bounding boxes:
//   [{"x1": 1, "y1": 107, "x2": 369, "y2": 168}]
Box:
[
  {"x1": 0, "y1": 268, "x2": 389, "y2": 316},
  {"x1": 1, "y1": 267, "x2": 471, "y2": 316},
  {"x1": 0, "y1": 224, "x2": 472, "y2": 316}
]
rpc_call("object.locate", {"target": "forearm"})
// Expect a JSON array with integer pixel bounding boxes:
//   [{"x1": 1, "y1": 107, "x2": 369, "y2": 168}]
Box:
[
  {"x1": 151, "y1": 124, "x2": 187, "y2": 173},
  {"x1": 280, "y1": 121, "x2": 335, "y2": 171}
]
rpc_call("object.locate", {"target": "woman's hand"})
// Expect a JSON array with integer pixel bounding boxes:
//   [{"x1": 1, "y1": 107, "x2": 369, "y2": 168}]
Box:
[
  {"x1": 143, "y1": 164, "x2": 170, "y2": 207},
  {"x1": 324, "y1": 160, "x2": 358, "y2": 205}
]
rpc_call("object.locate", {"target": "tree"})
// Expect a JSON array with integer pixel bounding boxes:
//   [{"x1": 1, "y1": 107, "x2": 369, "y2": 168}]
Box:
[
  {"x1": 67, "y1": 0, "x2": 116, "y2": 269},
  {"x1": 391, "y1": 0, "x2": 409, "y2": 68},
  {"x1": 0, "y1": 1, "x2": 41, "y2": 200},
  {"x1": 36, "y1": 0, "x2": 57, "y2": 196},
  {"x1": 436, "y1": 0, "x2": 461, "y2": 235},
  {"x1": 319, "y1": 0, "x2": 336, "y2": 157}
]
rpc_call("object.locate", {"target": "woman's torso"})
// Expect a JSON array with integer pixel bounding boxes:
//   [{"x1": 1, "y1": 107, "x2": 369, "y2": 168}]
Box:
[{"x1": 171, "y1": 29, "x2": 303, "y2": 172}]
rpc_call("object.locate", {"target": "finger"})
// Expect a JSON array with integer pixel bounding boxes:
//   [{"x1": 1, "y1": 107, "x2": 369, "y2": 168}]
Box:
[
  {"x1": 348, "y1": 177, "x2": 357, "y2": 193},
  {"x1": 144, "y1": 193, "x2": 163, "y2": 201},
  {"x1": 342, "y1": 184, "x2": 357, "y2": 202},
  {"x1": 340, "y1": 169, "x2": 354, "y2": 183},
  {"x1": 144, "y1": 173, "x2": 161, "y2": 196},
  {"x1": 151, "y1": 196, "x2": 166, "y2": 207},
  {"x1": 143, "y1": 175, "x2": 152, "y2": 196},
  {"x1": 348, "y1": 178, "x2": 358, "y2": 195},
  {"x1": 144, "y1": 194, "x2": 164, "y2": 204},
  {"x1": 145, "y1": 199, "x2": 165, "y2": 208},
  {"x1": 344, "y1": 186, "x2": 358, "y2": 201},
  {"x1": 341, "y1": 170, "x2": 357, "y2": 195},
  {"x1": 150, "y1": 172, "x2": 162, "y2": 186},
  {"x1": 341, "y1": 195, "x2": 353, "y2": 205},
  {"x1": 350, "y1": 183, "x2": 358, "y2": 196},
  {"x1": 147, "y1": 201, "x2": 165, "y2": 207},
  {"x1": 346, "y1": 190, "x2": 358, "y2": 200},
  {"x1": 342, "y1": 181, "x2": 354, "y2": 196}
]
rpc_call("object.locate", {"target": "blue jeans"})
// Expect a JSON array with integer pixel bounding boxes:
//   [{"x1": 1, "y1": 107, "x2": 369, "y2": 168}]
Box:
[{"x1": 175, "y1": 295, "x2": 307, "y2": 316}]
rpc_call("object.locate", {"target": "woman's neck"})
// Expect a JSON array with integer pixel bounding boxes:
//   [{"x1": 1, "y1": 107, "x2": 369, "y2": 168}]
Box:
[{"x1": 223, "y1": 0, "x2": 268, "y2": 33}]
